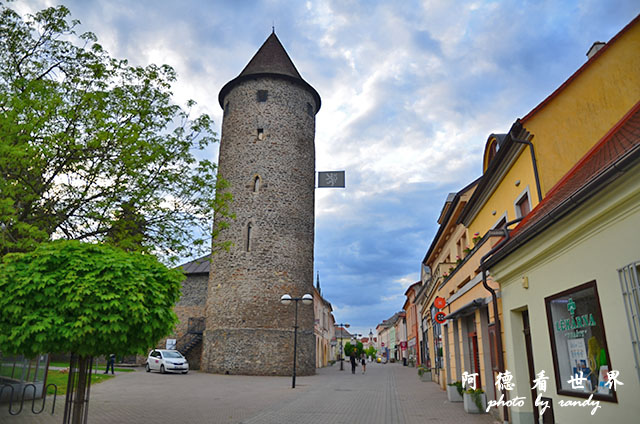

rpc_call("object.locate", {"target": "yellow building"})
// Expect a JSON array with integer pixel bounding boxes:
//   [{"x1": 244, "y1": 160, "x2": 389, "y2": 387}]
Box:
[
  {"x1": 417, "y1": 13, "x2": 640, "y2": 421},
  {"x1": 486, "y1": 101, "x2": 640, "y2": 424}
]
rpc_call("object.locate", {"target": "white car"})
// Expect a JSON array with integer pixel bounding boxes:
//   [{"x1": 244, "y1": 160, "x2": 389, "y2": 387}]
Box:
[{"x1": 146, "y1": 349, "x2": 189, "y2": 374}]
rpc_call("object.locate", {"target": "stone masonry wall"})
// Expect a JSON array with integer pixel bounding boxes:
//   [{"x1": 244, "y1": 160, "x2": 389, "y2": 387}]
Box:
[
  {"x1": 158, "y1": 273, "x2": 208, "y2": 369},
  {"x1": 202, "y1": 76, "x2": 317, "y2": 376}
]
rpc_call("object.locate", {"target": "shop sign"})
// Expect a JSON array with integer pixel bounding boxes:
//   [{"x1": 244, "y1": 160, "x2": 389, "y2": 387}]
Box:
[{"x1": 554, "y1": 297, "x2": 597, "y2": 339}]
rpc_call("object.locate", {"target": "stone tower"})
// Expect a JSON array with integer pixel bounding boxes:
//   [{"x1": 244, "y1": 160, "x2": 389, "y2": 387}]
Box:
[{"x1": 202, "y1": 33, "x2": 321, "y2": 376}]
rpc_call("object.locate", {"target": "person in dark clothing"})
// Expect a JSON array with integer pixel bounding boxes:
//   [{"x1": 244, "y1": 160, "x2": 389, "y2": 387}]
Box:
[
  {"x1": 349, "y1": 351, "x2": 357, "y2": 374},
  {"x1": 361, "y1": 353, "x2": 367, "y2": 374},
  {"x1": 104, "y1": 353, "x2": 115, "y2": 374}
]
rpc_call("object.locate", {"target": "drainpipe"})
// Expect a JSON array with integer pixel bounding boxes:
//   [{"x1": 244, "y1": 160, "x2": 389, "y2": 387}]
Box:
[
  {"x1": 480, "y1": 218, "x2": 523, "y2": 424},
  {"x1": 511, "y1": 130, "x2": 543, "y2": 204}
]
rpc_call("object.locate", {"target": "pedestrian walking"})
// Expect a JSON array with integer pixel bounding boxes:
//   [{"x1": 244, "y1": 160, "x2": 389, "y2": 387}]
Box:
[
  {"x1": 361, "y1": 353, "x2": 367, "y2": 374},
  {"x1": 104, "y1": 353, "x2": 115, "y2": 374},
  {"x1": 349, "y1": 351, "x2": 357, "y2": 374}
]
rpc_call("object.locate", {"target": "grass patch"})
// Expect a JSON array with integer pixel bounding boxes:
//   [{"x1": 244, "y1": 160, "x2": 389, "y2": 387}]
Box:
[
  {"x1": 46, "y1": 370, "x2": 114, "y2": 395},
  {"x1": 48, "y1": 361, "x2": 135, "y2": 373}
]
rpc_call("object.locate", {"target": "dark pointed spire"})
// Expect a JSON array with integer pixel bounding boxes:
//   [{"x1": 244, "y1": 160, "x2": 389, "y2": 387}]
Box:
[
  {"x1": 238, "y1": 33, "x2": 302, "y2": 80},
  {"x1": 316, "y1": 271, "x2": 321, "y2": 294},
  {"x1": 219, "y1": 33, "x2": 321, "y2": 112}
]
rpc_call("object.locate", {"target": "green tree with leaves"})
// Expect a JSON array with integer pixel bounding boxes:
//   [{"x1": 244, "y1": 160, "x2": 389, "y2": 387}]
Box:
[
  {"x1": 0, "y1": 240, "x2": 183, "y2": 423},
  {"x1": 0, "y1": 4, "x2": 231, "y2": 262},
  {"x1": 344, "y1": 341, "x2": 364, "y2": 358},
  {"x1": 365, "y1": 345, "x2": 377, "y2": 360},
  {"x1": 344, "y1": 342, "x2": 354, "y2": 357}
]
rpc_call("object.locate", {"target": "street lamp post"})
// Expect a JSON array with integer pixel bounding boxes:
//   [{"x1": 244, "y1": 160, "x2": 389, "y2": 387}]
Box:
[
  {"x1": 369, "y1": 329, "x2": 374, "y2": 360},
  {"x1": 333, "y1": 323, "x2": 350, "y2": 371},
  {"x1": 280, "y1": 293, "x2": 313, "y2": 389}
]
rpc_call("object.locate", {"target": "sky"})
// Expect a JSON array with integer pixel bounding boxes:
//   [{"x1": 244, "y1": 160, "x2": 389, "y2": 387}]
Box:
[{"x1": 13, "y1": 0, "x2": 640, "y2": 338}]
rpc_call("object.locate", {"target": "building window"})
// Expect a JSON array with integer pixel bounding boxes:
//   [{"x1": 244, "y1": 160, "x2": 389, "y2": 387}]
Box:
[
  {"x1": 246, "y1": 223, "x2": 252, "y2": 252},
  {"x1": 494, "y1": 214, "x2": 507, "y2": 229},
  {"x1": 306, "y1": 102, "x2": 313, "y2": 116},
  {"x1": 618, "y1": 261, "x2": 640, "y2": 384},
  {"x1": 257, "y1": 90, "x2": 268, "y2": 102},
  {"x1": 257, "y1": 128, "x2": 264, "y2": 140},
  {"x1": 515, "y1": 188, "x2": 531, "y2": 218},
  {"x1": 544, "y1": 280, "x2": 616, "y2": 402},
  {"x1": 224, "y1": 101, "x2": 230, "y2": 116},
  {"x1": 253, "y1": 176, "x2": 261, "y2": 193},
  {"x1": 487, "y1": 139, "x2": 498, "y2": 164}
]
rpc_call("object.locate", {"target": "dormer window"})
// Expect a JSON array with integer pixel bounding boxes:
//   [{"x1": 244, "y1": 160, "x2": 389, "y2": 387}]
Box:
[{"x1": 487, "y1": 139, "x2": 498, "y2": 164}]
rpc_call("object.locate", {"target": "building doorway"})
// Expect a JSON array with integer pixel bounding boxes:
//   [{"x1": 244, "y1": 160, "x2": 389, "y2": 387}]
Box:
[
  {"x1": 468, "y1": 330, "x2": 481, "y2": 388},
  {"x1": 522, "y1": 310, "x2": 539, "y2": 421}
]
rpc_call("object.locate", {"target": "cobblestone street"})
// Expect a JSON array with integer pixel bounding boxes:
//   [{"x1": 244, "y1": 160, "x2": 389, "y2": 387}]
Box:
[{"x1": 1, "y1": 362, "x2": 499, "y2": 424}]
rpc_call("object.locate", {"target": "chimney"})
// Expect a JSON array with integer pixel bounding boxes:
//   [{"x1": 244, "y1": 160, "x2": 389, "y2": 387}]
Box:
[{"x1": 586, "y1": 41, "x2": 606, "y2": 59}]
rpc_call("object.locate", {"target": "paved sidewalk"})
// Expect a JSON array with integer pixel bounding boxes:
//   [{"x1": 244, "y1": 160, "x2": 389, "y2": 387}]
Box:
[{"x1": 1, "y1": 362, "x2": 499, "y2": 423}]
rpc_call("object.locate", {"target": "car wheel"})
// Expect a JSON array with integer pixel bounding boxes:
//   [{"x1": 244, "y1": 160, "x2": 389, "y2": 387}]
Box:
[
  {"x1": 160, "y1": 364, "x2": 166, "y2": 374},
  {"x1": 145, "y1": 363, "x2": 150, "y2": 373}
]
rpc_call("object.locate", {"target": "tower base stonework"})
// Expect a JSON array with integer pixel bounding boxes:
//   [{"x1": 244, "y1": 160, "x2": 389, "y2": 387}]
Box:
[{"x1": 201, "y1": 328, "x2": 315, "y2": 376}]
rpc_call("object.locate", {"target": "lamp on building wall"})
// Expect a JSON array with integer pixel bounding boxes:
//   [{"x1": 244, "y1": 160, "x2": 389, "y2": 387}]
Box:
[
  {"x1": 333, "y1": 322, "x2": 350, "y2": 370},
  {"x1": 280, "y1": 293, "x2": 313, "y2": 388}
]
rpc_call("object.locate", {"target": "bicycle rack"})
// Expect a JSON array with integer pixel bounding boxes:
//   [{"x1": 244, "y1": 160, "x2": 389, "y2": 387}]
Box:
[{"x1": 1, "y1": 382, "x2": 57, "y2": 416}]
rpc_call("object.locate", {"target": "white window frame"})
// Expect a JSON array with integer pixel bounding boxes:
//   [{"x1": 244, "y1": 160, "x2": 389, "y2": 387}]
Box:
[
  {"x1": 513, "y1": 186, "x2": 532, "y2": 219},
  {"x1": 619, "y1": 260, "x2": 640, "y2": 384},
  {"x1": 492, "y1": 211, "x2": 508, "y2": 229}
]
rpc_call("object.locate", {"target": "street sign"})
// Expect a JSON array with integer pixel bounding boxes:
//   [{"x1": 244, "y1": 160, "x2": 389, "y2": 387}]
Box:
[{"x1": 317, "y1": 171, "x2": 345, "y2": 188}]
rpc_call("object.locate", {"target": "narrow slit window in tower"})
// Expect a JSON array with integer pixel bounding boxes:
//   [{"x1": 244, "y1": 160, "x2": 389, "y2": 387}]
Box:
[
  {"x1": 306, "y1": 102, "x2": 313, "y2": 117},
  {"x1": 257, "y1": 128, "x2": 264, "y2": 140},
  {"x1": 253, "y1": 176, "x2": 260, "y2": 192},
  {"x1": 246, "y1": 223, "x2": 252, "y2": 252},
  {"x1": 224, "y1": 101, "x2": 230, "y2": 117}
]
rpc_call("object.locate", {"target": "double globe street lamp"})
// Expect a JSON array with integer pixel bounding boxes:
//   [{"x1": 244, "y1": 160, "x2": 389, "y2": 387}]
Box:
[{"x1": 280, "y1": 293, "x2": 313, "y2": 389}]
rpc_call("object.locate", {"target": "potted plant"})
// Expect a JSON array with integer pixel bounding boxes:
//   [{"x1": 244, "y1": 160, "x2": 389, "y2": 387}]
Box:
[
  {"x1": 417, "y1": 365, "x2": 432, "y2": 381},
  {"x1": 463, "y1": 246, "x2": 472, "y2": 255},
  {"x1": 447, "y1": 381, "x2": 463, "y2": 402},
  {"x1": 463, "y1": 388, "x2": 487, "y2": 413},
  {"x1": 472, "y1": 232, "x2": 482, "y2": 245}
]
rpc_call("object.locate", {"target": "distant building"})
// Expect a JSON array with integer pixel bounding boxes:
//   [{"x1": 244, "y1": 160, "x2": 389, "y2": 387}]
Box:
[{"x1": 313, "y1": 276, "x2": 334, "y2": 368}]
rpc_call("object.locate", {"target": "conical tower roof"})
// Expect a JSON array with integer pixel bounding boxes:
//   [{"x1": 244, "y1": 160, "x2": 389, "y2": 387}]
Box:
[{"x1": 219, "y1": 32, "x2": 321, "y2": 112}]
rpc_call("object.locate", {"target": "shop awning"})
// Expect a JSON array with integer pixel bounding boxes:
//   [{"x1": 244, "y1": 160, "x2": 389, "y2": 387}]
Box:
[{"x1": 443, "y1": 298, "x2": 486, "y2": 320}]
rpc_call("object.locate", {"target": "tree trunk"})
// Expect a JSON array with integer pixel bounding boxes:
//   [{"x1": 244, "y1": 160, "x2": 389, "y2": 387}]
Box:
[{"x1": 63, "y1": 354, "x2": 92, "y2": 424}]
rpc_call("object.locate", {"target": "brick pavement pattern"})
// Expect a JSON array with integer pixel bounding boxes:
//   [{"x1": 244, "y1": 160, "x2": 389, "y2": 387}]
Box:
[{"x1": 1, "y1": 362, "x2": 499, "y2": 423}]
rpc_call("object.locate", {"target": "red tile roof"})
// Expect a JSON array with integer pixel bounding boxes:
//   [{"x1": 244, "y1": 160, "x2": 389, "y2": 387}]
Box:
[{"x1": 488, "y1": 100, "x2": 640, "y2": 265}]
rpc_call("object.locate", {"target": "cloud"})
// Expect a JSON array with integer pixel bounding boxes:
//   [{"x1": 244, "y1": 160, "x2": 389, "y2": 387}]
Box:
[{"x1": 13, "y1": 0, "x2": 640, "y2": 335}]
